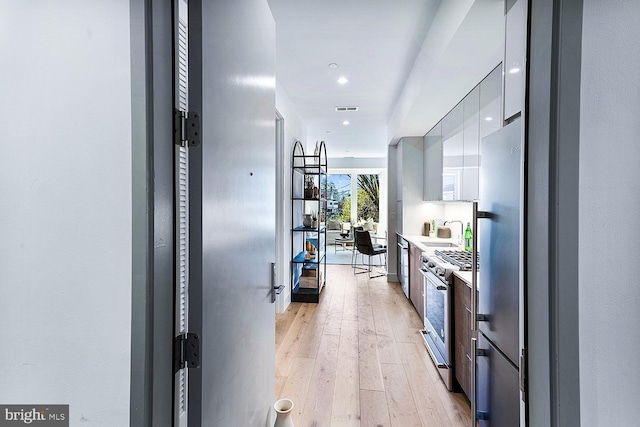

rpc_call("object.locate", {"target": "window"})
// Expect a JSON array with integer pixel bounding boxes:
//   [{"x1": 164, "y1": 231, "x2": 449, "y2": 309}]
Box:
[
  {"x1": 325, "y1": 174, "x2": 351, "y2": 221},
  {"x1": 356, "y1": 174, "x2": 380, "y2": 222}
]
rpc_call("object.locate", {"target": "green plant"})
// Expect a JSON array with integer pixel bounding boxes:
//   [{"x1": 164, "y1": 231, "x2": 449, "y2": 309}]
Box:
[
  {"x1": 339, "y1": 196, "x2": 351, "y2": 222},
  {"x1": 357, "y1": 175, "x2": 379, "y2": 222},
  {"x1": 358, "y1": 174, "x2": 379, "y2": 207}
]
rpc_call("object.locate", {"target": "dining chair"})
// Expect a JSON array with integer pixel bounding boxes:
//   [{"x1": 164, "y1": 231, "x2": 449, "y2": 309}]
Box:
[{"x1": 353, "y1": 229, "x2": 387, "y2": 279}]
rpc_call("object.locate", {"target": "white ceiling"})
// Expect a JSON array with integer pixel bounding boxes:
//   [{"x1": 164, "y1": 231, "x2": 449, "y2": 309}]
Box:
[{"x1": 267, "y1": 0, "x2": 504, "y2": 159}]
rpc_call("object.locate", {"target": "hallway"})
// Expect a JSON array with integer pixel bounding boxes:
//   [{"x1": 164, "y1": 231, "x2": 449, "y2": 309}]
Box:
[{"x1": 275, "y1": 265, "x2": 471, "y2": 426}]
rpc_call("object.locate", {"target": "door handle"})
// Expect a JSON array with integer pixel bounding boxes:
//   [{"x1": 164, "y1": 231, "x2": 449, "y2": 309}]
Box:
[{"x1": 271, "y1": 262, "x2": 276, "y2": 303}]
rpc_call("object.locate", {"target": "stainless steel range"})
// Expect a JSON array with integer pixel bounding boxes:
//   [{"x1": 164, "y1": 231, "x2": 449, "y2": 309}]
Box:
[
  {"x1": 434, "y1": 249, "x2": 480, "y2": 271},
  {"x1": 420, "y1": 249, "x2": 479, "y2": 390}
]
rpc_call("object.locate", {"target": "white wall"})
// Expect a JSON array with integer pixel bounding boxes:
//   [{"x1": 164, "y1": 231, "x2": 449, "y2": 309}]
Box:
[
  {"x1": 276, "y1": 82, "x2": 306, "y2": 312},
  {"x1": 328, "y1": 157, "x2": 386, "y2": 170},
  {"x1": 0, "y1": 2, "x2": 132, "y2": 425},
  {"x1": 579, "y1": 1, "x2": 640, "y2": 425}
]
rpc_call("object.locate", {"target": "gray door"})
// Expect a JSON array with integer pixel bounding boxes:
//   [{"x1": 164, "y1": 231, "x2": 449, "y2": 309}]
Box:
[{"x1": 193, "y1": 0, "x2": 277, "y2": 425}]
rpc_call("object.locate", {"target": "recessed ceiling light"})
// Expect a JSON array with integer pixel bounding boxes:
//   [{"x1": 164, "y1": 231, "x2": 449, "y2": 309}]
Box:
[
  {"x1": 328, "y1": 63, "x2": 338, "y2": 69},
  {"x1": 342, "y1": 120, "x2": 350, "y2": 125},
  {"x1": 509, "y1": 67, "x2": 521, "y2": 74},
  {"x1": 484, "y1": 116, "x2": 493, "y2": 121},
  {"x1": 337, "y1": 77, "x2": 348, "y2": 85}
]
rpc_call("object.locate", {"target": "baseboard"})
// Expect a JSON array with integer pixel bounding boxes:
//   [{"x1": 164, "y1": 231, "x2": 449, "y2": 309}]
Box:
[{"x1": 387, "y1": 273, "x2": 399, "y2": 283}]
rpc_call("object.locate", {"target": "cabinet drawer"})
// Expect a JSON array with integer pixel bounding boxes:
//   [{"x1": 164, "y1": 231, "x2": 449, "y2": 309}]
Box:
[{"x1": 454, "y1": 276, "x2": 472, "y2": 308}]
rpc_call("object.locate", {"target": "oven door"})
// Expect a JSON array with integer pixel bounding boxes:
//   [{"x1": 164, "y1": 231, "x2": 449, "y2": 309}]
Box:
[{"x1": 421, "y1": 269, "x2": 452, "y2": 366}]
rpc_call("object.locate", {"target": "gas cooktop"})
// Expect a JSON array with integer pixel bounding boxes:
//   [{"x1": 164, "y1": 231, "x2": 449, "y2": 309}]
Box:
[{"x1": 434, "y1": 250, "x2": 479, "y2": 271}]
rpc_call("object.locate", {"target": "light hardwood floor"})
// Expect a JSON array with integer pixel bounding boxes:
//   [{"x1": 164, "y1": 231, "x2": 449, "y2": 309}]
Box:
[{"x1": 275, "y1": 264, "x2": 471, "y2": 427}]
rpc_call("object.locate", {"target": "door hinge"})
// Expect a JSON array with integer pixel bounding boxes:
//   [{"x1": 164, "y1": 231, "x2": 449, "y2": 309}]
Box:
[
  {"x1": 173, "y1": 332, "x2": 200, "y2": 373},
  {"x1": 520, "y1": 347, "x2": 527, "y2": 402},
  {"x1": 174, "y1": 109, "x2": 201, "y2": 147}
]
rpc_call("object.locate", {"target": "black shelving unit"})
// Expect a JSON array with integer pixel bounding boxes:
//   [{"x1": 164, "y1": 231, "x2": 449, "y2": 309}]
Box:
[{"x1": 291, "y1": 140, "x2": 327, "y2": 303}]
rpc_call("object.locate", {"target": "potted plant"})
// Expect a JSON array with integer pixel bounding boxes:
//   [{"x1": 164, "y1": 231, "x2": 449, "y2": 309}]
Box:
[{"x1": 311, "y1": 210, "x2": 318, "y2": 228}]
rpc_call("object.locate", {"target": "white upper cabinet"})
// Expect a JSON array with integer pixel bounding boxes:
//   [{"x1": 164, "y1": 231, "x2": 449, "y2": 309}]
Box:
[
  {"x1": 462, "y1": 86, "x2": 480, "y2": 201},
  {"x1": 480, "y1": 66, "x2": 503, "y2": 140},
  {"x1": 423, "y1": 122, "x2": 442, "y2": 201},
  {"x1": 396, "y1": 137, "x2": 426, "y2": 235},
  {"x1": 423, "y1": 65, "x2": 503, "y2": 202},
  {"x1": 504, "y1": 0, "x2": 527, "y2": 120},
  {"x1": 442, "y1": 102, "x2": 464, "y2": 201}
]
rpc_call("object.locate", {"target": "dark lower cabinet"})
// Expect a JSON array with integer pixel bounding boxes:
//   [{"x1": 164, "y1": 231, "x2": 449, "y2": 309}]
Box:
[
  {"x1": 453, "y1": 275, "x2": 472, "y2": 398},
  {"x1": 408, "y1": 243, "x2": 424, "y2": 322}
]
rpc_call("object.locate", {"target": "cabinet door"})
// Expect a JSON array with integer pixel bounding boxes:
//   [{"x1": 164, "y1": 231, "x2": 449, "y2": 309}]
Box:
[
  {"x1": 504, "y1": 0, "x2": 527, "y2": 121},
  {"x1": 462, "y1": 86, "x2": 480, "y2": 201},
  {"x1": 441, "y1": 102, "x2": 464, "y2": 201},
  {"x1": 454, "y1": 276, "x2": 472, "y2": 398},
  {"x1": 479, "y1": 65, "x2": 502, "y2": 140},
  {"x1": 423, "y1": 122, "x2": 443, "y2": 201},
  {"x1": 409, "y1": 244, "x2": 424, "y2": 321},
  {"x1": 396, "y1": 141, "x2": 403, "y2": 201}
]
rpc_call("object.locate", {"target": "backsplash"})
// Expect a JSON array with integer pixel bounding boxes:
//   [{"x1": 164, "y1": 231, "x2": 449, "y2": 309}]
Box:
[{"x1": 420, "y1": 202, "x2": 473, "y2": 242}]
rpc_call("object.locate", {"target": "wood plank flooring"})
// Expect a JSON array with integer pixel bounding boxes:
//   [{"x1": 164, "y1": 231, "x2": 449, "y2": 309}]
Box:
[{"x1": 275, "y1": 265, "x2": 471, "y2": 427}]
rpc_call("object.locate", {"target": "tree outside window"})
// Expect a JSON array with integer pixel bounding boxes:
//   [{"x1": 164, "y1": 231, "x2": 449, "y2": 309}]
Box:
[
  {"x1": 324, "y1": 173, "x2": 379, "y2": 223},
  {"x1": 357, "y1": 174, "x2": 379, "y2": 222}
]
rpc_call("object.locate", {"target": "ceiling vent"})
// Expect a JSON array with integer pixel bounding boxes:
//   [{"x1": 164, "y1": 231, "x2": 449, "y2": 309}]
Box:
[{"x1": 335, "y1": 106, "x2": 359, "y2": 112}]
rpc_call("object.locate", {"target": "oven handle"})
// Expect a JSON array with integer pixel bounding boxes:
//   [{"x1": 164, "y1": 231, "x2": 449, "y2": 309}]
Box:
[
  {"x1": 421, "y1": 330, "x2": 448, "y2": 369},
  {"x1": 420, "y1": 268, "x2": 449, "y2": 290}
]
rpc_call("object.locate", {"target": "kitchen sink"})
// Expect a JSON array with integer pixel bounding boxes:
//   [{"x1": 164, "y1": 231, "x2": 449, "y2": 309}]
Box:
[{"x1": 420, "y1": 241, "x2": 457, "y2": 248}]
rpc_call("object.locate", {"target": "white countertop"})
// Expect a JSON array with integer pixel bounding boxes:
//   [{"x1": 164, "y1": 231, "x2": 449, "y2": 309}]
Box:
[
  {"x1": 398, "y1": 233, "x2": 480, "y2": 289},
  {"x1": 453, "y1": 270, "x2": 481, "y2": 291}
]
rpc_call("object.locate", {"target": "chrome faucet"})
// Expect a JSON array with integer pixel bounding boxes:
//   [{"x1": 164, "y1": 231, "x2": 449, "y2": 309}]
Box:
[{"x1": 444, "y1": 220, "x2": 464, "y2": 245}]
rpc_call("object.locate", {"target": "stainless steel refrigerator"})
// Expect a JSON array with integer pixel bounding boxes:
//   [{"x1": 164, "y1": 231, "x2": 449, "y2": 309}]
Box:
[{"x1": 472, "y1": 117, "x2": 523, "y2": 426}]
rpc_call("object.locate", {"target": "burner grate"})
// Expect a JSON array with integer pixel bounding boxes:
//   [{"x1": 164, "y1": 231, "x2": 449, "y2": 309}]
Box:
[{"x1": 434, "y1": 250, "x2": 479, "y2": 271}]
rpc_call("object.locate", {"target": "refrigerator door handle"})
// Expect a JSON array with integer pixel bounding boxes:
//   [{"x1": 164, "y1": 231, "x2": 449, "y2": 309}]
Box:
[
  {"x1": 471, "y1": 201, "x2": 482, "y2": 427},
  {"x1": 471, "y1": 336, "x2": 478, "y2": 427},
  {"x1": 471, "y1": 200, "x2": 482, "y2": 333}
]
